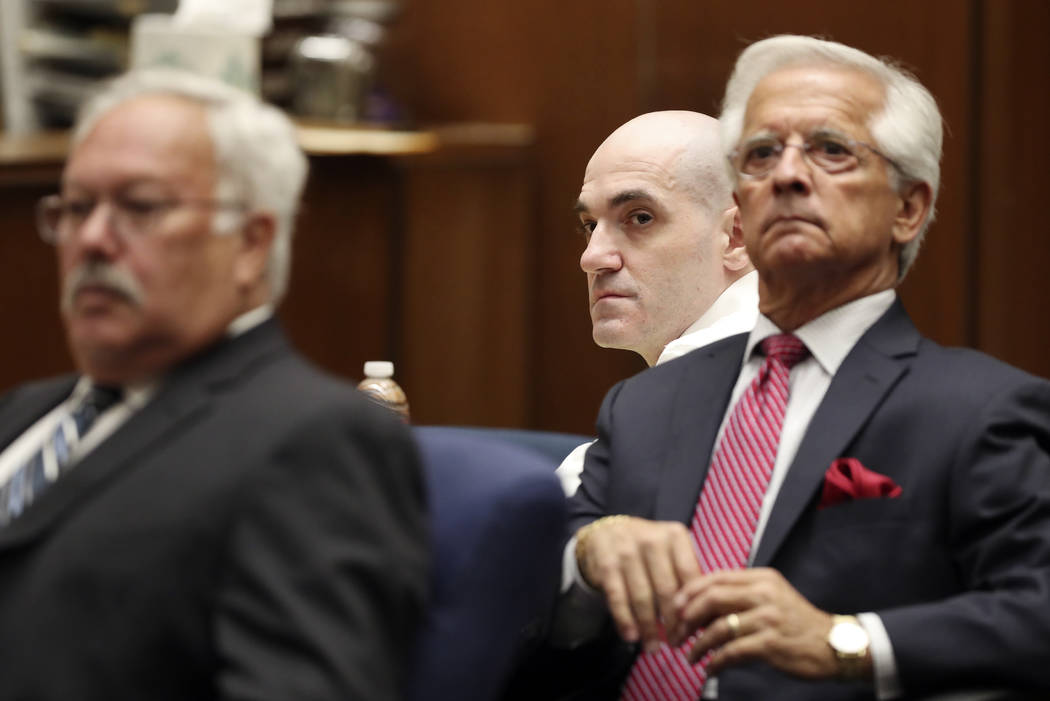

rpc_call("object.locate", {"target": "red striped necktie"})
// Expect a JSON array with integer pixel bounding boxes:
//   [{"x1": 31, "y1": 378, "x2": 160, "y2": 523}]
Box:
[{"x1": 621, "y1": 334, "x2": 809, "y2": 700}]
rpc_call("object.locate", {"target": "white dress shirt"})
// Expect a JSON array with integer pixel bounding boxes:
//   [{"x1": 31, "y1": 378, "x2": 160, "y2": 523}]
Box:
[{"x1": 555, "y1": 271, "x2": 759, "y2": 496}]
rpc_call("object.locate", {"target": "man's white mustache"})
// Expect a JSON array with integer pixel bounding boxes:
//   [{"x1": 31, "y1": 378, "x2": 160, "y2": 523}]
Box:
[{"x1": 62, "y1": 261, "x2": 144, "y2": 313}]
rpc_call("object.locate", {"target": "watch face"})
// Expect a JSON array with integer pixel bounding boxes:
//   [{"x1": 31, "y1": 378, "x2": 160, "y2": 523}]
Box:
[{"x1": 830, "y1": 621, "x2": 869, "y2": 655}]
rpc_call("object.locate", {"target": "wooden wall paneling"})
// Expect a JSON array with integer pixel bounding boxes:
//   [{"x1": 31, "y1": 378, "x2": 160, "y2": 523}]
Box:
[
  {"x1": 398, "y1": 146, "x2": 533, "y2": 426},
  {"x1": 0, "y1": 178, "x2": 71, "y2": 392},
  {"x1": 279, "y1": 156, "x2": 398, "y2": 384},
  {"x1": 888, "y1": 4, "x2": 976, "y2": 350},
  {"x1": 975, "y1": 0, "x2": 1050, "y2": 380}
]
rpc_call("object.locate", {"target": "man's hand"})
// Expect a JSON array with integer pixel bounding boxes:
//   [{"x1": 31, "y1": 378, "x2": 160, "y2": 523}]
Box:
[
  {"x1": 576, "y1": 516, "x2": 701, "y2": 651},
  {"x1": 668, "y1": 568, "x2": 861, "y2": 680}
]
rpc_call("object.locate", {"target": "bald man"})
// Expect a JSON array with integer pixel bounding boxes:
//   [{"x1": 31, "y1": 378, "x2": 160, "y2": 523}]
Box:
[{"x1": 558, "y1": 111, "x2": 757, "y2": 495}]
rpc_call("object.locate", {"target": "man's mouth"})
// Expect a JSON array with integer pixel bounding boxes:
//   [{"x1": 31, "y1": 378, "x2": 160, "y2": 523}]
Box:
[
  {"x1": 592, "y1": 290, "x2": 629, "y2": 305},
  {"x1": 74, "y1": 283, "x2": 129, "y2": 301},
  {"x1": 765, "y1": 214, "x2": 822, "y2": 233}
]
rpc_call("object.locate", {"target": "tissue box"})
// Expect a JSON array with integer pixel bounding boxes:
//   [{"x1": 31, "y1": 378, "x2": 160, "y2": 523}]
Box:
[{"x1": 130, "y1": 14, "x2": 260, "y2": 94}]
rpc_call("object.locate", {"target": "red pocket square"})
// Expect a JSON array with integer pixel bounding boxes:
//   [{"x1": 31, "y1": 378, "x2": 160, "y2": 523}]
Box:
[{"x1": 818, "y1": 457, "x2": 902, "y2": 509}]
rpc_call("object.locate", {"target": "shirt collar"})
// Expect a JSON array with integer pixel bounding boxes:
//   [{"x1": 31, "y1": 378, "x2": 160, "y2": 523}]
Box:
[
  {"x1": 676, "y1": 271, "x2": 759, "y2": 340},
  {"x1": 227, "y1": 304, "x2": 274, "y2": 338},
  {"x1": 744, "y1": 289, "x2": 896, "y2": 375},
  {"x1": 69, "y1": 375, "x2": 154, "y2": 411}
]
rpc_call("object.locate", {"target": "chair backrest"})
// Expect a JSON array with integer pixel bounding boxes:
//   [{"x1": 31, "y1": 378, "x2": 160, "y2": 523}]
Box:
[
  {"x1": 407, "y1": 426, "x2": 569, "y2": 701},
  {"x1": 424, "y1": 425, "x2": 593, "y2": 465}
]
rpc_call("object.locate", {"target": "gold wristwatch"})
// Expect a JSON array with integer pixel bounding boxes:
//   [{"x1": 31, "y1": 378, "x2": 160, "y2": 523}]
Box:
[{"x1": 827, "y1": 614, "x2": 870, "y2": 680}]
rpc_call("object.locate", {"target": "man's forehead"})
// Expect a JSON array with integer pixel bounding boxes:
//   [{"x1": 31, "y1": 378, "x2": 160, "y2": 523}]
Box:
[
  {"x1": 64, "y1": 95, "x2": 215, "y2": 189},
  {"x1": 742, "y1": 64, "x2": 885, "y2": 136},
  {"x1": 587, "y1": 129, "x2": 686, "y2": 176},
  {"x1": 580, "y1": 147, "x2": 684, "y2": 203},
  {"x1": 82, "y1": 94, "x2": 209, "y2": 140}
]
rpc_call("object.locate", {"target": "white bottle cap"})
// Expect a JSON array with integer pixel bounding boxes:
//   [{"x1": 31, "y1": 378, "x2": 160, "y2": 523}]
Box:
[{"x1": 363, "y1": 360, "x2": 394, "y2": 379}]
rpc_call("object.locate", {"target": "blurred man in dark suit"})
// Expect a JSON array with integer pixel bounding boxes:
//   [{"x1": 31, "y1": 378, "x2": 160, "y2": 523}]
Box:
[
  {"x1": 0, "y1": 69, "x2": 428, "y2": 701},
  {"x1": 564, "y1": 35, "x2": 1050, "y2": 700}
]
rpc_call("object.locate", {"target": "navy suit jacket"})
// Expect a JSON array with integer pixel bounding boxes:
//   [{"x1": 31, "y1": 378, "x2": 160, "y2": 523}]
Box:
[
  {"x1": 0, "y1": 320, "x2": 429, "y2": 701},
  {"x1": 572, "y1": 300, "x2": 1050, "y2": 700}
]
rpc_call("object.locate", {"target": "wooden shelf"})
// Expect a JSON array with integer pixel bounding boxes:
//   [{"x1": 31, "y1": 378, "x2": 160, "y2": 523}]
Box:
[{"x1": 0, "y1": 121, "x2": 534, "y2": 162}]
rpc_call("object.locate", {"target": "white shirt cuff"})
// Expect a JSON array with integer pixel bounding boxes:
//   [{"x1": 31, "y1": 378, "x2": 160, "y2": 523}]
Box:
[
  {"x1": 561, "y1": 534, "x2": 603, "y2": 596},
  {"x1": 857, "y1": 612, "x2": 902, "y2": 699}
]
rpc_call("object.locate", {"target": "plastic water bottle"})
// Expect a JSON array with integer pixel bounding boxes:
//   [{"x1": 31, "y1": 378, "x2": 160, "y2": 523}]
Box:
[{"x1": 356, "y1": 361, "x2": 410, "y2": 421}]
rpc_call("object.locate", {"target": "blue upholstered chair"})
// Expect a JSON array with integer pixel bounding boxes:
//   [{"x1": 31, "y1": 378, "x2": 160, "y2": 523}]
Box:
[
  {"x1": 407, "y1": 426, "x2": 576, "y2": 701},
  {"x1": 418, "y1": 425, "x2": 592, "y2": 466}
]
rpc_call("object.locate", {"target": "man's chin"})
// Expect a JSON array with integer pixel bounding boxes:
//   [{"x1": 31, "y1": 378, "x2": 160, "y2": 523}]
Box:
[
  {"x1": 65, "y1": 312, "x2": 141, "y2": 355},
  {"x1": 592, "y1": 321, "x2": 639, "y2": 352}
]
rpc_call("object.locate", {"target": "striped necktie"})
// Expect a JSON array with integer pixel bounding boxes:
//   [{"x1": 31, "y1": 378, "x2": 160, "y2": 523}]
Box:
[
  {"x1": 621, "y1": 334, "x2": 809, "y2": 700},
  {"x1": 0, "y1": 384, "x2": 123, "y2": 525}
]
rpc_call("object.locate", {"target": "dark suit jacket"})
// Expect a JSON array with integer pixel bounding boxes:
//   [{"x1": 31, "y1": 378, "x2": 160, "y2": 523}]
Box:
[
  {"x1": 571, "y1": 300, "x2": 1050, "y2": 700},
  {"x1": 0, "y1": 320, "x2": 429, "y2": 701}
]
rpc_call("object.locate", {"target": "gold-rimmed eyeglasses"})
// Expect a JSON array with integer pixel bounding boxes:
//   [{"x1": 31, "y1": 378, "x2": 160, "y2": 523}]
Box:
[
  {"x1": 36, "y1": 194, "x2": 248, "y2": 245},
  {"x1": 729, "y1": 130, "x2": 902, "y2": 179}
]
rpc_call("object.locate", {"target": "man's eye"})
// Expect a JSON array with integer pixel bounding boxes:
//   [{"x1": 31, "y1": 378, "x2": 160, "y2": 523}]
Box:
[
  {"x1": 745, "y1": 142, "x2": 779, "y2": 163},
  {"x1": 628, "y1": 212, "x2": 653, "y2": 226},
  {"x1": 578, "y1": 220, "x2": 596, "y2": 238},
  {"x1": 118, "y1": 199, "x2": 165, "y2": 216},
  {"x1": 813, "y1": 138, "x2": 852, "y2": 159},
  {"x1": 65, "y1": 200, "x2": 95, "y2": 218}
]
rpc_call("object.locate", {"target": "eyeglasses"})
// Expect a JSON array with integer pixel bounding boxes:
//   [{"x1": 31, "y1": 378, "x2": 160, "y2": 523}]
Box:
[
  {"x1": 36, "y1": 194, "x2": 247, "y2": 245},
  {"x1": 729, "y1": 131, "x2": 902, "y2": 179}
]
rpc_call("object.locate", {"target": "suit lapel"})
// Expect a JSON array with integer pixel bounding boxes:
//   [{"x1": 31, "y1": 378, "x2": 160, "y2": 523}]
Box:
[
  {"x1": 0, "y1": 381, "x2": 212, "y2": 548},
  {"x1": 751, "y1": 301, "x2": 919, "y2": 567},
  {"x1": 0, "y1": 320, "x2": 291, "y2": 549},
  {"x1": 655, "y1": 334, "x2": 747, "y2": 524},
  {"x1": 0, "y1": 377, "x2": 78, "y2": 451}
]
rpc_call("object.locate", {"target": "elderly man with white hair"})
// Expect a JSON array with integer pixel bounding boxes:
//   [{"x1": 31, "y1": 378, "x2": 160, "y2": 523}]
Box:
[
  {"x1": 0, "y1": 70, "x2": 428, "y2": 701},
  {"x1": 559, "y1": 35, "x2": 1050, "y2": 701}
]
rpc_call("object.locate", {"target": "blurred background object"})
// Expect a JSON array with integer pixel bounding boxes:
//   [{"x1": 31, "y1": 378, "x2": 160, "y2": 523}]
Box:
[
  {"x1": 291, "y1": 1, "x2": 404, "y2": 123},
  {"x1": 2, "y1": 0, "x2": 176, "y2": 132},
  {"x1": 0, "y1": 0, "x2": 404, "y2": 131}
]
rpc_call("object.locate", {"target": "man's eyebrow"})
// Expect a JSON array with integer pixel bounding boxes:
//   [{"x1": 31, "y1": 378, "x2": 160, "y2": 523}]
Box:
[
  {"x1": 610, "y1": 189, "x2": 654, "y2": 207},
  {"x1": 573, "y1": 189, "x2": 655, "y2": 215}
]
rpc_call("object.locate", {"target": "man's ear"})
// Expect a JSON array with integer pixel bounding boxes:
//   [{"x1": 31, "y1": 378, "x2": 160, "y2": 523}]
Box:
[
  {"x1": 719, "y1": 205, "x2": 751, "y2": 272},
  {"x1": 233, "y1": 212, "x2": 276, "y2": 293},
  {"x1": 892, "y1": 180, "x2": 933, "y2": 247}
]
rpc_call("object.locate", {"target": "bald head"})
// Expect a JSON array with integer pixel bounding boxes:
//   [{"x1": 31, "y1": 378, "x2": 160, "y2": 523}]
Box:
[
  {"x1": 577, "y1": 111, "x2": 751, "y2": 366},
  {"x1": 585, "y1": 111, "x2": 734, "y2": 217}
]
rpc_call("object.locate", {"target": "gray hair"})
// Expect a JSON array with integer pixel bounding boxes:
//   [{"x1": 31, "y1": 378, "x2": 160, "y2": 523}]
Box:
[
  {"x1": 719, "y1": 35, "x2": 943, "y2": 279},
  {"x1": 73, "y1": 69, "x2": 308, "y2": 303}
]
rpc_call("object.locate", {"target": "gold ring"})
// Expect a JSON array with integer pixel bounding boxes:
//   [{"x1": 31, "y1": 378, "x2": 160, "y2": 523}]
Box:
[{"x1": 726, "y1": 612, "x2": 741, "y2": 639}]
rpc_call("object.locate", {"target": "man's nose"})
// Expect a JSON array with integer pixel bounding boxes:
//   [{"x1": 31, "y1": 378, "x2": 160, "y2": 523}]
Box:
[
  {"x1": 71, "y1": 202, "x2": 122, "y2": 257},
  {"x1": 580, "y1": 222, "x2": 622, "y2": 274},
  {"x1": 771, "y1": 143, "x2": 814, "y2": 195}
]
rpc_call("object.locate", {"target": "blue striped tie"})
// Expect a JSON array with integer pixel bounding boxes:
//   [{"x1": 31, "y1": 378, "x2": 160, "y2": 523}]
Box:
[{"x1": 0, "y1": 385, "x2": 122, "y2": 525}]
